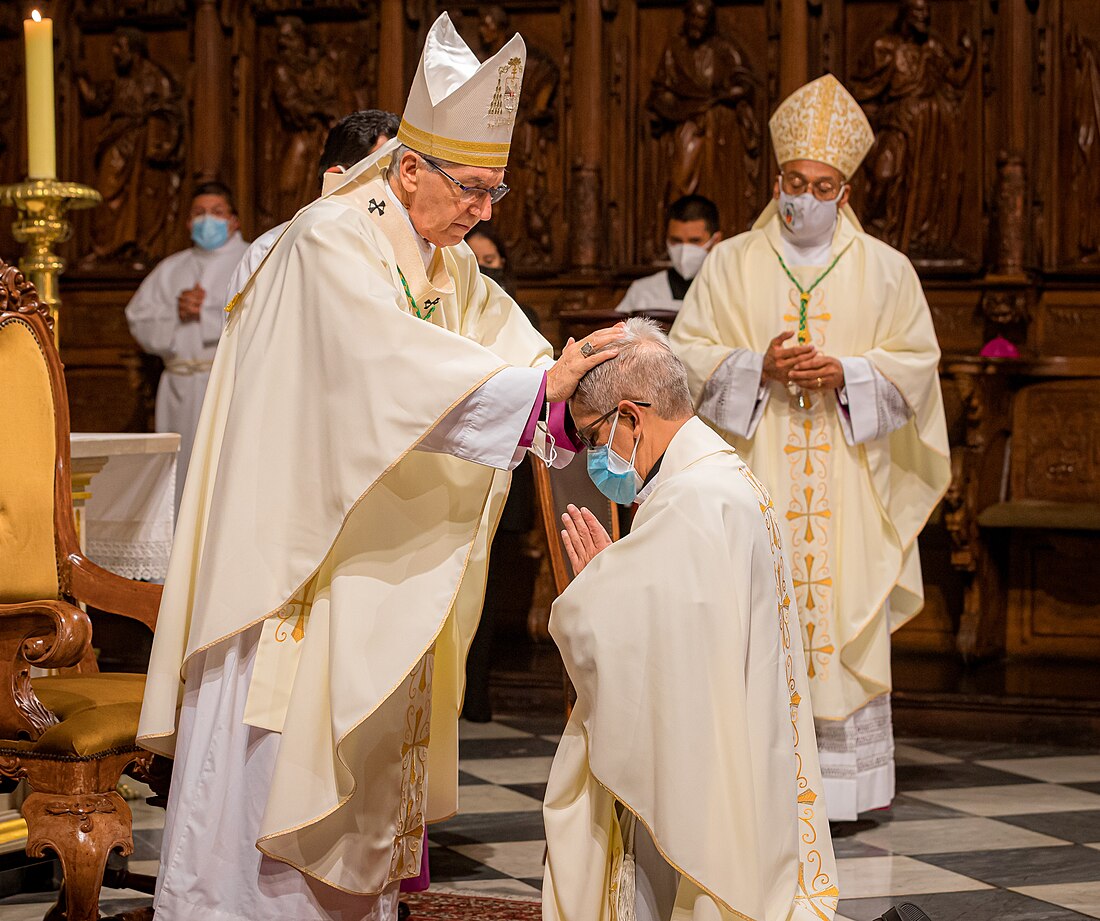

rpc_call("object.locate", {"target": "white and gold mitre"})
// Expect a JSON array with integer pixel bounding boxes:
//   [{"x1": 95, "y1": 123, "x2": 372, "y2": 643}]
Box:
[
  {"x1": 397, "y1": 12, "x2": 526, "y2": 169},
  {"x1": 768, "y1": 73, "x2": 874, "y2": 179}
]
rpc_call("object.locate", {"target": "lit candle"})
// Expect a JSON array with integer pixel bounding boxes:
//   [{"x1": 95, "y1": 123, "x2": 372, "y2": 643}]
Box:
[{"x1": 24, "y1": 9, "x2": 56, "y2": 180}]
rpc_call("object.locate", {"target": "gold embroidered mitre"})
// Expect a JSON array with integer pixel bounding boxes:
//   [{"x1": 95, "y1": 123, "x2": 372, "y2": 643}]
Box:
[
  {"x1": 397, "y1": 12, "x2": 526, "y2": 169},
  {"x1": 768, "y1": 74, "x2": 874, "y2": 180}
]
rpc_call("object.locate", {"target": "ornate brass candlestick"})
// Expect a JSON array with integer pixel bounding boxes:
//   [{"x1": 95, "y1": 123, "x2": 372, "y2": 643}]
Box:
[{"x1": 0, "y1": 179, "x2": 101, "y2": 348}]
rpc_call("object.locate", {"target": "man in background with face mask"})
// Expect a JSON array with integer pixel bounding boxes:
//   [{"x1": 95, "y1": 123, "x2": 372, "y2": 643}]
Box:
[
  {"x1": 125, "y1": 180, "x2": 248, "y2": 515},
  {"x1": 615, "y1": 194, "x2": 720, "y2": 315},
  {"x1": 670, "y1": 75, "x2": 949, "y2": 822}
]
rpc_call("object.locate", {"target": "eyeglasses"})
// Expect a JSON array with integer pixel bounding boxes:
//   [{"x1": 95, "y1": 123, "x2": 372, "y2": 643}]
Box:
[
  {"x1": 780, "y1": 171, "x2": 845, "y2": 201},
  {"x1": 420, "y1": 155, "x2": 510, "y2": 206},
  {"x1": 575, "y1": 402, "x2": 652, "y2": 450}
]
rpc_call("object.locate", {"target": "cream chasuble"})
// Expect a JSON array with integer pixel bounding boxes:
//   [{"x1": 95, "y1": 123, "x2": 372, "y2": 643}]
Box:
[
  {"x1": 543, "y1": 418, "x2": 838, "y2": 921},
  {"x1": 669, "y1": 203, "x2": 949, "y2": 723},
  {"x1": 137, "y1": 140, "x2": 554, "y2": 895}
]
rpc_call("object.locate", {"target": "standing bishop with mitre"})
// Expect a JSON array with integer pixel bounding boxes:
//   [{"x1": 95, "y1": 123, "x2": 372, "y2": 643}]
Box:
[
  {"x1": 669, "y1": 74, "x2": 949, "y2": 822},
  {"x1": 138, "y1": 14, "x2": 619, "y2": 921}
]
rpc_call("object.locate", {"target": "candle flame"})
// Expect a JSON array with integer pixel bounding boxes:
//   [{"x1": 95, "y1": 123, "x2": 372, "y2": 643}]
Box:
[{"x1": 31, "y1": 10, "x2": 42, "y2": 22}]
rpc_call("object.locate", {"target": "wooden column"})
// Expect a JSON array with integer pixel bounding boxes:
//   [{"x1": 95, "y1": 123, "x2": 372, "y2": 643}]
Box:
[
  {"x1": 569, "y1": 0, "x2": 602, "y2": 271},
  {"x1": 378, "y1": 0, "x2": 407, "y2": 115},
  {"x1": 779, "y1": 0, "x2": 809, "y2": 98},
  {"x1": 193, "y1": 0, "x2": 227, "y2": 182}
]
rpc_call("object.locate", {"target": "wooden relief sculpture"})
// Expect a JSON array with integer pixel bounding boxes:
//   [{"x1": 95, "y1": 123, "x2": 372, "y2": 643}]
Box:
[
  {"x1": 77, "y1": 0, "x2": 188, "y2": 18},
  {"x1": 1069, "y1": 28, "x2": 1100, "y2": 263},
  {"x1": 76, "y1": 28, "x2": 184, "y2": 270},
  {"x1": 645, "y1": 0, "x2": 760, "y2": 245},
  {"x1": 0, "y1": 54, "x2": 14, "y2": 177},
  {"x1": 258, "y1": 16, "x2": 343, "y2": 231},
  {"x1": 478, "y1": 5, "x2": 560, "y2": 267},
  {"x1": 851, "y1": 0, "x2": 974, "y2": 262}
]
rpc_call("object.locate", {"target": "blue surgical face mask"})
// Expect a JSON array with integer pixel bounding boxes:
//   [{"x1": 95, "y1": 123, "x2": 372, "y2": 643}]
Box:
[
  {"x1": 586, "y1": 413, "x2": 642, "y2": 505},
  {"x1": 191, "y1": 214, "x2": 230, "y2": 250}
]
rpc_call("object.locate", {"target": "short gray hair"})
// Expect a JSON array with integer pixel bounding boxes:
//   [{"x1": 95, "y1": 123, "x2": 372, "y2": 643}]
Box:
[
  {"x1": 572, "y1": 317, "x2": 694, "y2": 420},
  {"x1": 389, "y1": 143, "x2": 464, "y2": 172}
]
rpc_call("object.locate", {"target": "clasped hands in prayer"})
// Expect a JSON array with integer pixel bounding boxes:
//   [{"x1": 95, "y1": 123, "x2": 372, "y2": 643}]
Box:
[
  {"x1": 177, "y1": 283, "x2": 206, "y2": 323},
  {"x1": 762, "y1": 330, "x2": 844, "y2": 391},
  {"x1": 561, "y1": 504, "x2": 612, "y2": 576}
]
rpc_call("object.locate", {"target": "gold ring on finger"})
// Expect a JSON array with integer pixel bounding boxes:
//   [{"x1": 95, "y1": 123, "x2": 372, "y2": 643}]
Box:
[
  {"x1": 816, "y1": 377, "x2": 823, "y2": 388},
  {"x1": 580, "y1": 341, "x2": 594, "y2": 357}
]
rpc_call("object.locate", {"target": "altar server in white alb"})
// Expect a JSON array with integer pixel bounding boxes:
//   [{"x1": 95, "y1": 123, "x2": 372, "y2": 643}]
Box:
[
  {"x1": 669, "y1": 75, "x2": 950, "y2": 821},
  {"x1": 543, "y1": 319, "x2": 837, "y2": 921},
  {"x1": 124, "y1": 181, "x2": 248, "y2": 514},
  {"x1": 137, "y1": 15, "x2": 619, "y2": 921}
]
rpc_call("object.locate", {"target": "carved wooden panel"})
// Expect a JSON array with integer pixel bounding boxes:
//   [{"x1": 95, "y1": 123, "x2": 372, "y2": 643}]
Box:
[
  {"x1": 630, "y1": 1, "x2": 773, "y2": 264},
  {"x1": 1009, "y1": 380, "x2": 1100, "y2": 504},
  {"x1": 0, "y1": 28, "x2": 24, "y2": 261},
  {"x1": 1046, "y1": 0, "x2": 1100, "y2": 270},
  {"x1": 926, "y1": 287, "x2": 983, "y2": 353},
  {"x1": 832, "y1": 0, "x2": 983, "y2": 272},
  {"x1": 251, "y1": 13, "x2": 379, "y2": 234},
  {"x1": 445, "y1": 5, "x2": 566, "y2": 272},
  {"x1": 1008, "y1": 531, "x2": 1100, "y2": 658},
  {"x1": 59, "y1": 283, "x2": 149, "y2": 431},
  {"x1": 71, "y1": 25, "x2": 190, "y2": 273},
  {"x1": 1033, "y1": 291, "x2": 1100, "y2": 356}
]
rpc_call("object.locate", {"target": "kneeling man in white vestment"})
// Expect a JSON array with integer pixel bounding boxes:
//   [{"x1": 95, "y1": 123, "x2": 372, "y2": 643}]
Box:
[
  {"x1": 136, "y1": 14, "x2": 621, "y2": 921},
  {"x1": 543, "y1": 318, "x2": 839, "y2": 921}
]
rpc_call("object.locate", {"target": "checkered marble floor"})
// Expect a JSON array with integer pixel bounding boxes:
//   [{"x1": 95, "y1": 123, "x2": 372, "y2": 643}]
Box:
[
  {"x1": 432, "y1": 719, "x2": 1100, "y2": 920},
  {"x1": 1, "y1": 718, "x2": 1099, "y2": 920}
]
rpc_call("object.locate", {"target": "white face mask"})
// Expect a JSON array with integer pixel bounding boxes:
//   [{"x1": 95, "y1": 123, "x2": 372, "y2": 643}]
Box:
[
  {"x1": 778, "y1": 190, "x2": 842, "y2": 248},
  {"x1": 667, "y1": 242, "x2": 711, "y2": 280}
]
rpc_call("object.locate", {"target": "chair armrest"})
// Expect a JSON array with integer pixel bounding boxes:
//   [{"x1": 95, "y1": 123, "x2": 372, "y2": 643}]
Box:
[
  {"x1": 0, "y1": 599, "x2": 93, "y2": 740},
  {"x1": 61, "y1": 553, "x2": 162, "y2": 633}
]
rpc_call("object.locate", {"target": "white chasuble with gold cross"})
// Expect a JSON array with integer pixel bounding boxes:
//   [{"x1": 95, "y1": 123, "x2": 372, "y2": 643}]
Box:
[
  {"x1": 544, "y1": 418, "x2": 838, "y2": 921},
  {"x1": 138, "y1": 141, "x2": 556, "y2": 904},
  {"x1": 670, "y1": 202, "x2": 950, "y2": 725}
]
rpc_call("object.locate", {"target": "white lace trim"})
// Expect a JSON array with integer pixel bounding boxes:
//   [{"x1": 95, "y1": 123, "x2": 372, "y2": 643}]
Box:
[{"x1": 86, "y1": 538, "x2": 173, "y2": 582}]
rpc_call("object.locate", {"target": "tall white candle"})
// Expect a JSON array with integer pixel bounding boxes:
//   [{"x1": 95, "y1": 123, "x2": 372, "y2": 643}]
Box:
[{"x1": 24, "y1": 10, "x2": 57, "y2": 180}]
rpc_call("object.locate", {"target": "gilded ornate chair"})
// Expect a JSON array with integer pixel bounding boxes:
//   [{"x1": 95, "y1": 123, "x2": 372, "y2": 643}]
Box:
[{"x1": 0, "y1": 261, "x2": 168, "y2": 921}]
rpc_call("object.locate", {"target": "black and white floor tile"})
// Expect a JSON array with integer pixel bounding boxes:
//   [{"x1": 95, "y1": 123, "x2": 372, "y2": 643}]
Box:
[{"x1": 1, "y1": 719, "x2": 1099, "y2": 919}]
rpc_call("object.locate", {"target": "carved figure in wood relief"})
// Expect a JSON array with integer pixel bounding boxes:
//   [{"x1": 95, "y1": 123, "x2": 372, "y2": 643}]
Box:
[
  {"x1": 260, "y1": 16, "x2": 343, "y2": 229},
  {"x1": 646, "y1": 0, "x2": 760, "y2": 242},
  {"x1": 77, "y1": 28, "x2": 184, "y2": 269},
  {"x1": 0, "y1": 52, "x2": 15, "y2": 176},
  {"x1": 1069, "y1": 29, "x2": 1100, "y2": 262},
  {"x1": 77, "y1": 0, "x2": 188, "y2": 20},
  {"x1": 851, "y1": 0, "x2": 974, "y2": 261},
  {"x1": 478, "y1": 6, "x2": 560, "y2": 266}
]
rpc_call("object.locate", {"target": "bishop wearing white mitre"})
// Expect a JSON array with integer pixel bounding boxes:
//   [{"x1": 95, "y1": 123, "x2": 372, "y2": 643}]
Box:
[
  {"x1": 137, "y1": 15, "x2": 618, "y2": 921},
  {"x1": 670, "y1": 75, "x2": 950, "y2": 821}
]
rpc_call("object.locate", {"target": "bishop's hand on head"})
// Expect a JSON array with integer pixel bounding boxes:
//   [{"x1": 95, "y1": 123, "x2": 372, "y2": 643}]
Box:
[{"x1": 545, "y1": 324, "x2": 627, "y2": 402}]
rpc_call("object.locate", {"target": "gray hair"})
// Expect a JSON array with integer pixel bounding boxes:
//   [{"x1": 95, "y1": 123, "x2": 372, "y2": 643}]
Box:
[
  {"x1": 389, "y1": 143, "x2": 464, "y2": 172},
  {"x1": 572, "y1": 317, "x2": 694, "y2": 420}
]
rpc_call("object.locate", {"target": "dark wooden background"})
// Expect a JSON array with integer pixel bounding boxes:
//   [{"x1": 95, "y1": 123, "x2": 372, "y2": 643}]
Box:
[{"x1": 2, "y1": 0, "x2": 1099, "y2": 680}]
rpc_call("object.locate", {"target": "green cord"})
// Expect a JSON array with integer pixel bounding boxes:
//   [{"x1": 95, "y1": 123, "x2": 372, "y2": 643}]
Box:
[
  {"x1": 774, "y1": 250, "x2": 844, "y2": 344},
  {"x1": 397, "y1": 267, "x2": 437, "y2": 321}
]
